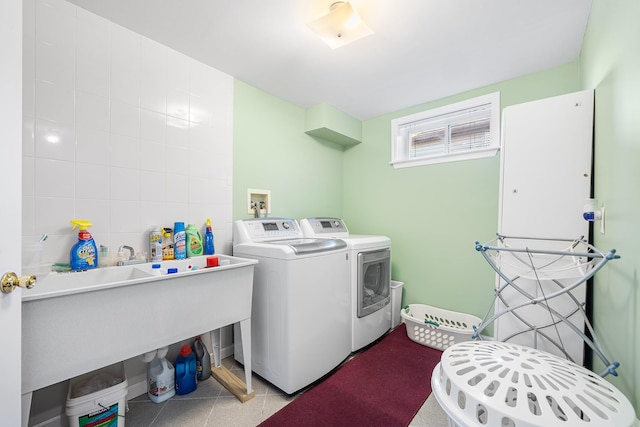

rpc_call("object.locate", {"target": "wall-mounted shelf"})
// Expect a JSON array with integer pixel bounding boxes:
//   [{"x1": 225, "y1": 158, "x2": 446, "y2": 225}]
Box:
[{"x1": 304, "y1": 103, "x2": 362, "y2": 148}]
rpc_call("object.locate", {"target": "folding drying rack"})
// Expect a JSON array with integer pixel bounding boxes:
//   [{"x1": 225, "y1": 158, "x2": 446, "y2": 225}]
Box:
[{"x1": 473, "y1": 234, "x2": 621, "y2": 377}]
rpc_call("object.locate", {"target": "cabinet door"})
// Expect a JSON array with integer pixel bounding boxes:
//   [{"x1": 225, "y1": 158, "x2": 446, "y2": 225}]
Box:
[
  {"x1": 499, "y1": 90, "x2": 593, "y2": 238},
  {"x1": 496, "y1": 90, "x2": 593, "y2": 364}
]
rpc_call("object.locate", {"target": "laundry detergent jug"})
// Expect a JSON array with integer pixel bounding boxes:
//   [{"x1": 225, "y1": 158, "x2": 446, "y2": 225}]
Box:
[
  {"x1": 175, "y1": 345, "x2": 197, "y2": 395},
  {"x1": 147, "y1": 347, "x2": 175, "y2": 403},
  {"x1": 186, "y1": 224, "x2": 203, "y2": 257},
  {"x1": 193, "y1": 336, "x2": 211, "y2": 381}
]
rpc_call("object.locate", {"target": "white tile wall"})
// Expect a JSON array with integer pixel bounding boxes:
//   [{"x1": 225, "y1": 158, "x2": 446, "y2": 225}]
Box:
[{"x1": 22, "y1": 0, "x2": 234, "y2": 270}]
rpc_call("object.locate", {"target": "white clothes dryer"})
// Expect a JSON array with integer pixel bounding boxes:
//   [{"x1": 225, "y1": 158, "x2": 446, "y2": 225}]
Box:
[
  {"x1": 232, "y1": 218, "x2": 351, "y2": 394},
  {"x1": 300, "y1": 217, "x2": 391, "y2": 352}
]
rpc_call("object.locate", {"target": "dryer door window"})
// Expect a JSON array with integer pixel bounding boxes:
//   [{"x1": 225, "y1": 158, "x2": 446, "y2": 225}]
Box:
[{"x1": 357, "y1": 249, "x2": 391, "y2": 318}]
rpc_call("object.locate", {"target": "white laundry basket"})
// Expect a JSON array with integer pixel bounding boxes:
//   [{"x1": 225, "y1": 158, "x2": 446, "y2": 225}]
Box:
[
  {"x1": 400, "y1": 304, "x2": 480, "y2": 350},
  {"x1": 431, "y1": 341, "x2": 637, "y2": 427}
]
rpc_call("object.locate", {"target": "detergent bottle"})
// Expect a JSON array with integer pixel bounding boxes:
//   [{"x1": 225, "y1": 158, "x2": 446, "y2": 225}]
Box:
[
  {"x1": 204, "y1": 218, "x2": 215, "y2": 255},
  {"x1": 69, "y1": 220, "x2": 98, "y2": 271},
  {"x1": 193, "y1": 336, "x2": 211, "y2": 381},
  {"x1": 175, "y1": 345, "x2": 197, "y2": 395},
  {"x1": 142, "y1": 347, "x2": 175, "y2": 403},
  {"x1": 185, "y1": 224, "x2": 203, "y2": 257}
]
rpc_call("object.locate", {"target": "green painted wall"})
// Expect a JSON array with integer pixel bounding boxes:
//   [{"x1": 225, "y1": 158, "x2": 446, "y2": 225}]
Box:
[
  {"x1": 233, "y1": 63, "x2": 583, "y2": 325},
  {"x1": 342, "y1": 62, "x2": 582, "y2": 322},
  {"x1": 581, "y1": 0, "x2": 640, "y2": 412},
  {"x1": 233, "y1": 4, "x2": 640, "y2": 411},
  {"x1": 233, "y1": 81, "x2": 344, "y2": 220}
]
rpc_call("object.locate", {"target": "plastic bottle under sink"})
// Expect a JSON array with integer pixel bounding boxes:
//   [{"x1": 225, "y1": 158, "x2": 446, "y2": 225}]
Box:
[
  {"x1": 193, "y1": 336, "x2": 211, "y2": 381},
  {"x1": 175, "y1": 345, "x2": 197, "y2": 395},
  {"x1": 142, "y1": 347, "x2": 175, "y2": 403}
]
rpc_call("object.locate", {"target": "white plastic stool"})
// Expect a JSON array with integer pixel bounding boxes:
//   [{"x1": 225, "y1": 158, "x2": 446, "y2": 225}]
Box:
[{"x1": 431, "y1": 341, "x2": 637, "y2": 427}]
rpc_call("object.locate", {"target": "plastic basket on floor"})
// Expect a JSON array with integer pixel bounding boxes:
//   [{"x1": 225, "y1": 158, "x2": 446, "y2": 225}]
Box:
[
  {"x1": 431, "y1": 341, "x2": 637, "y2": 427},
  {"x1": 400, "y1": 304, "x2": 480, "y2": 351}
]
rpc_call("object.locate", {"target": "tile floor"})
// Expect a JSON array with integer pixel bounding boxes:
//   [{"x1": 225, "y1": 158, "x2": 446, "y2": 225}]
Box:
[{"x1": 123, "y1": 356, "x2": 450, "y2": 427}]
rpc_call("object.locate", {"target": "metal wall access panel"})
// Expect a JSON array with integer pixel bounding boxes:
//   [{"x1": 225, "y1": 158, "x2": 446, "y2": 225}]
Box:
[{"x1": 496, "y1": 89, "x2": 594, "y2": 365}]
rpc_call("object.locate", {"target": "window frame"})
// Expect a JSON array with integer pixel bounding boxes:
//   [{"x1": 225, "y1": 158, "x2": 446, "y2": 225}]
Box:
[{"x1": 390, "y1": 92, "x2": 501, "y2": 168}]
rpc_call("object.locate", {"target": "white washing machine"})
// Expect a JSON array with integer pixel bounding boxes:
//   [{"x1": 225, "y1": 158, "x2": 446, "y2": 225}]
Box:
[
  {"x1": 300, "y1": 217, "x2": 391, "y2": 352},
  {"x1": 232, "y1": 218, "x2": 351, "y2": 394}
]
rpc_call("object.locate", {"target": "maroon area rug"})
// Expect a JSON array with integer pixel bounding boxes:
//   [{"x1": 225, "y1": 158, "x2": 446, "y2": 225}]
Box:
[{"x1": 259, "y1": 325, "x2": 443, "y2": 427}]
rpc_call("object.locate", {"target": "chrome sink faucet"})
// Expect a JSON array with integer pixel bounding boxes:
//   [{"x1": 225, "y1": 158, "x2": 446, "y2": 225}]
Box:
[{"x1": 118, "y1": 245, "x2": 136, "y2": 260}]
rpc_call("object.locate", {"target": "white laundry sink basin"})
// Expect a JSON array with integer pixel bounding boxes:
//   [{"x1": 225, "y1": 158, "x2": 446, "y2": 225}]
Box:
[
  {"x1": 23, "y1": 254, "x2": 241, "y2": 301},
  {"x1": 25, "y1": 265, "x2": 153, "y2": 297},
  {"x1": 21, "y1": 253, "x2": 258, "y2": 396}
]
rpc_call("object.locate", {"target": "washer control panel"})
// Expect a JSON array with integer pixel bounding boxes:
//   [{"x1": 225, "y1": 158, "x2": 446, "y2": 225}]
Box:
[
  {"x1": 234, "y1": 218, "x2": 303, "y2": 243},
  {"x1": 299, "y1": 217, "x2": 349, "y2": 238}
]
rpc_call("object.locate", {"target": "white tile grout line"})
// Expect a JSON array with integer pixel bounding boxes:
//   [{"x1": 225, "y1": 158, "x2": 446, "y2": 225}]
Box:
[
  {"x1": 148, "y1": 402, "x2": 166, "y2": 427},
  {"x1": 203, "y1": 394, "x2": 218, "y2": 427}
]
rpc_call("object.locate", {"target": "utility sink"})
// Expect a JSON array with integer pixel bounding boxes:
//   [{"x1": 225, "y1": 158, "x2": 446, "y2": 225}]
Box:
[
  {"x1": 21, "y1": 254, "x2": 258, "y2": 399},
  {"x1": 25, "y1": 265, "x2": 153, "y2": 298},
  {"x1": 23, "y1": 255, "x2": 244, "y2": 301}
]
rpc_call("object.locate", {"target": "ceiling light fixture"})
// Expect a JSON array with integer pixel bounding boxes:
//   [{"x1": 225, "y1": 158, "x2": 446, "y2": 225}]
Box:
[{"x1": 306, "y1": 1, "x2": 373, "y2": 49}]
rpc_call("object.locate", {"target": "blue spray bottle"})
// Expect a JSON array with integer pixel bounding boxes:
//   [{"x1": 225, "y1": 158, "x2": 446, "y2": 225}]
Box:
[
  {"x1": 70, "y1": 219, "x2": 98, "y2": 271},
  {"x1": 204, "y1": 218, "x2": 215, "y2": 255}
]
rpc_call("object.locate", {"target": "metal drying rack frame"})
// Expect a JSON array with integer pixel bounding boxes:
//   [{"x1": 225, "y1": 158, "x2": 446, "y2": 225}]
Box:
[{"x1": 473, "y1": 234, "x2": 621, "y2": 377}]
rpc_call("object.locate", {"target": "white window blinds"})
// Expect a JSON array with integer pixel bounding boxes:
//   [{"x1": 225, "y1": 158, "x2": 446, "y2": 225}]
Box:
[{"x1": 391, "y1": 92, "x2": 500, "y2": 168}]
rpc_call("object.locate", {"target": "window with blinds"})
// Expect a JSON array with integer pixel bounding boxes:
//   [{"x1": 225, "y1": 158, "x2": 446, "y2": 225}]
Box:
[{"x1": 391, "y1": 92, "x2": 500, "y2": 168}]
